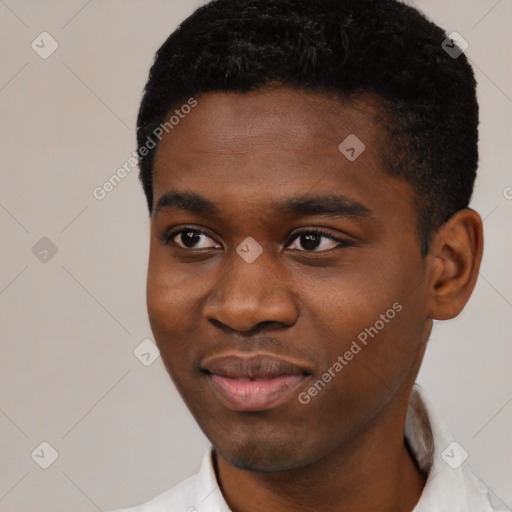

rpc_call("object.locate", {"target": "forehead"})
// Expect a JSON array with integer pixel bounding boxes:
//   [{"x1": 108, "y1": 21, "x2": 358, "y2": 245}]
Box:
[
  {"x1": 150, "y1": 88, "x2": 412, "y2": 223},
  {"x1": 155, "y1": 89, "x2": 383, "y2": 176},
  {"x1": 158, "y1": 88, "x2": 381, "y2": 153}
]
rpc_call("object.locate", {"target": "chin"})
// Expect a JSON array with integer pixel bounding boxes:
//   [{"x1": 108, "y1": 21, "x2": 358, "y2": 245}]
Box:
[{"x1": 215, "y1": 436, "x2": 316, "y2": 473}]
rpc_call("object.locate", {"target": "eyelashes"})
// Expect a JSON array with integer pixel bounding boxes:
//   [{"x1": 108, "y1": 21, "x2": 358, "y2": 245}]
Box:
[{"x1": 160, "y1": 227, "x2": 352, "y2": 253}]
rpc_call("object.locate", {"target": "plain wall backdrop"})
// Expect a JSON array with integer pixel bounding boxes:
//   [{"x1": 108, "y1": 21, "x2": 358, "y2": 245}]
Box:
[{"x1": 0, "y1": 1, "x2": 511, "y2": 510}]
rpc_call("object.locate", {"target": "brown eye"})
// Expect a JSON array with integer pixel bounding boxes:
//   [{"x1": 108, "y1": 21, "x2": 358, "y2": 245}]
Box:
[
  {"x1": 288, "y1": 231, "x2": 349, "y2": 252},
  {"x1": 165, "y1": 228, "x2": 221, "y2": 249}
]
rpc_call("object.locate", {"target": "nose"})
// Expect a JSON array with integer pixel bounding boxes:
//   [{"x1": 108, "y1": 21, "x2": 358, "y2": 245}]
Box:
[{"x1": 203, "y1": 250, "x2": 299, "y2": 332}]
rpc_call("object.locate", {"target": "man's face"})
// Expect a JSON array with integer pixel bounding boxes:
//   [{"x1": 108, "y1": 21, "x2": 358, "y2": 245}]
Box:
[{"x1": 147, "y1": 88, "x2": 432, "y2": 472}]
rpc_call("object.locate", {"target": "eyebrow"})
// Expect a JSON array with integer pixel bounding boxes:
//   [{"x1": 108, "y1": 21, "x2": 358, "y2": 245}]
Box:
[
  {"x1": 155, "y1": 191, "x2": 371, "y2": 219},
  {"x1": 155, "y1": 191, "x2": 220, "y2": 216},
  {"x1": 277, "y1": 194, "x2": 371, "y2": 218}
]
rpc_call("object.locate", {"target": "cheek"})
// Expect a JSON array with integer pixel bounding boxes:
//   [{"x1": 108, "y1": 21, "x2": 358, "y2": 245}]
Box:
[
  {"x1": 146, "y1": 250, "x2": 193, "y2": 358},
  {"x1": 295, "y1": 261, "x2": 403, "y2": 341},
  {"x1": 146, "y1": 280, "x2": 197, "y2": 391},
  {"x1": 146, "y1": 246, "x2": 221, "y2": 374},
  {"x1": 146, "y1": 244, "x2": 198, "y2": 328},
  {"x1": 338, "y1": 270, "x2": 428, "y2": 395},
  {"x1": 301, "y1": 248, "x2": 427, "y2": 384}
]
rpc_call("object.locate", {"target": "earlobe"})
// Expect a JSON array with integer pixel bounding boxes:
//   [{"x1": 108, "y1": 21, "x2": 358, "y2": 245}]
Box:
[{"x1": 426, "y1": 209, "x2": 483, "y2": 320}]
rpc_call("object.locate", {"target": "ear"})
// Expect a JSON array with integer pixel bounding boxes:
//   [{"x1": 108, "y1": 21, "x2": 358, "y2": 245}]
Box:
[{"x1": 426, "y1": 209, "x2": 483, "y2": 320}]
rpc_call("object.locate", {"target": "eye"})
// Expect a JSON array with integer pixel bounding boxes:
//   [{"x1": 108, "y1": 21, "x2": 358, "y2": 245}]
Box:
[
  {"x1": 287, "y1": 230, "x2": 349, "y2": 252},
  {"x1": 162, "y1": 227, "x2": 350, "y2": 252},
  {"x1": 163, "y1": 228, "x2": 221, "y2": 249}
]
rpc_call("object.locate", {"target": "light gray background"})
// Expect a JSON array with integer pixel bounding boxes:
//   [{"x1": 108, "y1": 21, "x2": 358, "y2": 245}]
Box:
[{"x1": 0, "y1": 1, "x2": 510, "y2": 510}]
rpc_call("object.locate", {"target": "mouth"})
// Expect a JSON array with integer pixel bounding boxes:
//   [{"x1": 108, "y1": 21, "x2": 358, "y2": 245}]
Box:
[{"x1": 201, "y1": 353, "x2": 310, "y2": 412}]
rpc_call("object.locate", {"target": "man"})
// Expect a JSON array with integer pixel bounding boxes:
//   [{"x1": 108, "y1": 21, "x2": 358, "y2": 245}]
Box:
[{"x1": 112, "y1": 0, "x2": 504, "y2": 510}]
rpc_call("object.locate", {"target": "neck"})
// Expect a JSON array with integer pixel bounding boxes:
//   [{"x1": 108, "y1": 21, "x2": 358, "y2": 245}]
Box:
[{"x1": 214, "y1": 391, "x2": 427, "y2": 512}]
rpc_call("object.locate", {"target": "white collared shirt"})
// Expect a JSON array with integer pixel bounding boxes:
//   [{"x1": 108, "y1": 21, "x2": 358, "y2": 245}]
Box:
[{"x1": 111, "y1": 385, "x2": 507, "y2": 511}]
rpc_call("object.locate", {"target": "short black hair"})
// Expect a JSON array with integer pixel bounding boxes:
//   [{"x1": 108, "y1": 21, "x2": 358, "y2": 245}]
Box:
[{"x1": 137, "y1": 0, "x2": 478, "y2": 254}]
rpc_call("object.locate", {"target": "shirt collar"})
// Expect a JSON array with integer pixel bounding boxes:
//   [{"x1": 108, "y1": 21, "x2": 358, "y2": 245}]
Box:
[{"x1": 406, "y1": 384, "x2": 497, "y2": 511}]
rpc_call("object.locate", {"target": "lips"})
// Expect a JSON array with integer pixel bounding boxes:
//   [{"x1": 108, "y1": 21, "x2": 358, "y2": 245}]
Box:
[{"x1": 201, "y1": 353, "x2": 309, "y2": 411}]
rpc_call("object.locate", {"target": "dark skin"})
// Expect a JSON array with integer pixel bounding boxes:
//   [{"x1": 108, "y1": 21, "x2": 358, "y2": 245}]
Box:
[{"x1": 147, "y1": 87, "x2": 483, "y2": 512}]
